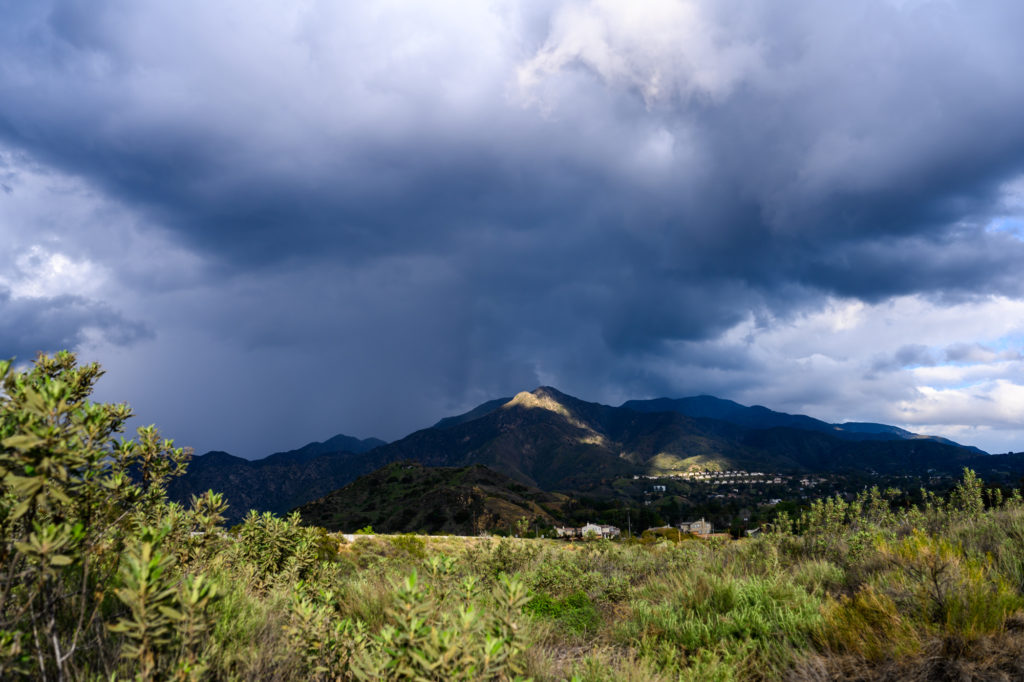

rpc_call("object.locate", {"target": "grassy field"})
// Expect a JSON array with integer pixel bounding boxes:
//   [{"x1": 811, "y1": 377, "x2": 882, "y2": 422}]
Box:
[
  {"x1": 198, "y1": 492, "x2": 1024, "y2": 681},
  {"x1": 5, "y1": 353, "x2": 1024, "y2": 680}
]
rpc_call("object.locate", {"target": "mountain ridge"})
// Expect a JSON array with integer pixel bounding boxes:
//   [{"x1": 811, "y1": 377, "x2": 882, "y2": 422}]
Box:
[
  {"x1": 169, "y1": 388, "x2": 996, "y2": 523},
  {"x1": 166, "y1": 433, "x2": 386, "y2": 524}
]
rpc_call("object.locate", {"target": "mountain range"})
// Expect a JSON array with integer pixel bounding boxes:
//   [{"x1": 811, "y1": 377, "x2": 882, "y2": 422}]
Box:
[
  {"x1": 168, "y1": 388, "x2": 1008, "y2": 524},
  {"x1": 620, "y1": 395, "x2": 985, "y2": 452}
]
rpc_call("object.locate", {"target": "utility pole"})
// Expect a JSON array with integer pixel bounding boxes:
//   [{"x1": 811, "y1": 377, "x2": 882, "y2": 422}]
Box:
[{"x1": 627, "y1": 509, "x2": 632, "y2": 538}]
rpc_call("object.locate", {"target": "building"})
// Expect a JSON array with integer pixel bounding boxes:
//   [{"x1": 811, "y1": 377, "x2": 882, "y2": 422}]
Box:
[
  {"x1": 679, "y1": 517, "x2": 713, "y2": 535},
  {"x1": 580, "y1": 522, "x2": 621, "y2": 539}
]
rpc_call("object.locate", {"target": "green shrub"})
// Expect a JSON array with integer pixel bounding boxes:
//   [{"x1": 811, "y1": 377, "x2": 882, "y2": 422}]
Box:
[
  {"x1": 819, "y1": 586, "x2": 923, "y2": 661},
  {"x1": 387, "y1": 533, "x2": 427, "y2": 560},
  {"x1": 0, "y1": 352, "x2": 195, "y2": 679},
  {"x1": 525, "y1": 590, "x2": 601, "y2": 634},
  {"x1": 874, "y1": 531, "x2": 1024, "y2": 638},
  {"x1": 620, "y1": 572, "x2": 824, "y2": 679}
]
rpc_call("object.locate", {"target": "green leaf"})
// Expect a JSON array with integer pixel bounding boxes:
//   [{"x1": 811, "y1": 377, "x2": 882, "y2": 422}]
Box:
[
  {"x1": 9, "y1": 499, "x2": 29, "y2": 521},
  {"x1": 50, "y1": 554, "x2": 74, "y2": 566},
  {"x1": 158, "y1": 605, "x2": 184, "y2": 621},
  {"x1": 1, "y1": 434, "x2": 43, "y2": 452}
]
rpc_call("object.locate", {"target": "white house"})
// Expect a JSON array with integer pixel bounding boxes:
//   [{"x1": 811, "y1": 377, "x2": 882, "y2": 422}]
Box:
[
  {"x1": 580, "y1": 522, "x2": 621, "y2": 539},
  {"x1": 679, "y1": 518, "x2": 713, "y2": 535}
]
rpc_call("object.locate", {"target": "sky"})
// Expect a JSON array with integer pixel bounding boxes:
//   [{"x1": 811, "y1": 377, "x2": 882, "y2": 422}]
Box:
[{"x1": 2, "y1": 0, "x2": 1024, "y2": 457}]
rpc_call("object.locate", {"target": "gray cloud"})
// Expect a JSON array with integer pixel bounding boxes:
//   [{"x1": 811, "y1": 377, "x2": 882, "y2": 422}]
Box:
[
  {"x1": 871, "y1": 344, "x2": 938, "y2": 374},
  {"x1": 2, "y1": 1, "x2": 1024, "y2": 453},
  {"x1": 0, "y1": 288, "x2": 152, "y2": 363}
]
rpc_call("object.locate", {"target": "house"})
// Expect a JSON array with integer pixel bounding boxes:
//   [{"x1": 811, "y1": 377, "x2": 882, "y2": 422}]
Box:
[
  {"x1": 580, "y1": 522, "x2": 621, "y2": 539},
  {"x1": 679, "y1": 517, "x2": 713, "y2": 535},
  {"x1": 554, "y1": 526, "x2": 581, "y2": 538}
]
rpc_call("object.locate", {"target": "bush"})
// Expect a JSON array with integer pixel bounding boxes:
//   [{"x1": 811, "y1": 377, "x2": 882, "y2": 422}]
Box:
[
  {"x1": 0, "y1": 352, "x2": 208, "y2": 679},
  {"x1": 525, "y1": 591, "x2": 601, "y2": 634},
  {"x1": 819, "y1": 586, "x2": 923, "y2": 661},
  {"x1": 619, "y1": 571, "x2": 824, "y2": 679},
  {"x1": 387, "y1": 533, "x2": 427, "y2": 560}
]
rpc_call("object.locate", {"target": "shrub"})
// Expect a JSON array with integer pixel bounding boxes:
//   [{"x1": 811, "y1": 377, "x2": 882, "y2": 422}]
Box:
[
  {"x1": 819, "y1": 586, "x2": 922, "y2": 661},
  {"x1": 525, "y1": 591, "x2": 601, "y2": 634},
  {"x1": 0, "y1": 352, "x2": 197, "y2": 679},
  {"x1": 387, "y1": 533, "x2": 427, "y2": 560},
  {"x1": 875, "y1": 531, "x2": 1024, "y2": 639},
  {"x1": 620, "y1": 572, "x2": 824, "y2": 679}
]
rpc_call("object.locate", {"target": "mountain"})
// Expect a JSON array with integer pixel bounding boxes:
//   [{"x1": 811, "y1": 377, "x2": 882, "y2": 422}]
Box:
[
  {"x1": 296, "y1": 461, "x2": 568, "y2": 534},
  {"x1": 259, "y1": 433, "x2": 387, "y2": 466},
  {"x1": 621, "y1": 396, "x2": 985, "y2": 453},
  {"x1": 168, "y1": 389, "x2": 997, "y2": 523},
  {"x1": 433, "y1": 398, "x2": 512, "y2": 429},
  {"x1": 346, "y1": 387, "x2": 983, "y2": 490},
  {"x1": 621, "y1": 395, "x2": 831, "y2": 432},
  {"x1": 345, "y1": 388, "x2": 639, "y2": 491},
  {"x1": 166, "y1": 434, "x2": 385, "y2": 524}
]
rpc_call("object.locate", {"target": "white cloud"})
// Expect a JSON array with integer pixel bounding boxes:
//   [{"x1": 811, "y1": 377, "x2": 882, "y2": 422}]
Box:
[
  {"x1": 5, "y1": 245, "x2": 102, "y2": 299},
  {"x1": 653, "y1": 294, "x2": 1024, "y2": 453},
  {"x1": 0, "y1": 148, "x2": 208, "y2": 296},
  {"x1": 516, "y1": 0, "x2": 763, "y2": 109}
]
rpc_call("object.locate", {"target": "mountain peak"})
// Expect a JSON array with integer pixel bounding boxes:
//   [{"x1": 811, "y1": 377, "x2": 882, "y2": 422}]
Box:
[
  {"x1": 502, "y1": 387, "x2": 608, "y2": 447},
  {"x1": 503, "y1": 387, "x2": 573, "y2": 417}
]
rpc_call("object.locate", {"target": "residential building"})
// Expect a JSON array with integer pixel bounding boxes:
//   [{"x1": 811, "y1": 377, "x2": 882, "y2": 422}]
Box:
[{"x1": 679, "y1": 517, "x2": 713, "y2": 535}]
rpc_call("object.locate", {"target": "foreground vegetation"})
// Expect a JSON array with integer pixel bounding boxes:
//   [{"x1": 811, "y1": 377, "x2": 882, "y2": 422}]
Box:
[{"x1": 4, "y1": 353, "x2": 1024, "y2": 680}]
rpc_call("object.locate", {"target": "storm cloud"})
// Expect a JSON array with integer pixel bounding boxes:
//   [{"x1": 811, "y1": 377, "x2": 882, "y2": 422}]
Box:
[
  {"x1": 2, "y1": 1, "x2": 1024, "y2": 455},
  {"x1": 0, "y1": 287, "x2": 151, "y2": 361}
]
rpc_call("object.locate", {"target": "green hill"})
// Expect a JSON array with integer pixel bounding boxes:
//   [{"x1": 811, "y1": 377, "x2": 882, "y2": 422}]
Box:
[{"x1": 296, "y1": 461, "x2": 569, "y2": 534}]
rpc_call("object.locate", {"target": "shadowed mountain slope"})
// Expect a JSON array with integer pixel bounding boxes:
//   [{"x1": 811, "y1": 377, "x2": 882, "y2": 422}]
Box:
[
  {"x1": 622, "y1": 395, "x2": 985, "y2": 453},
  {"x1": 166, "y1": 434, "x2": 385, "y2": 524},
  {"x1": 347, "y1": 387, "x2": 983, "y2": 489},
  {"x1": 432, "y1": 398, "x2": 513, "y2": 429},
  {"x1": 296, "y1": 461, "x2": 568, "y2": 534}
]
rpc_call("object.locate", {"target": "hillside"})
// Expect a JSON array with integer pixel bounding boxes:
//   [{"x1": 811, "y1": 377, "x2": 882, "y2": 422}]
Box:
[
  {"x1": 166, "y1": 433, "x2": 384, "y2": 524},
  {"x1": 622, "y1": 395, "x2": 985, "y2": 453},
  {"x1": 296, "y1": 461, "x2": 569, "y2": 534}
]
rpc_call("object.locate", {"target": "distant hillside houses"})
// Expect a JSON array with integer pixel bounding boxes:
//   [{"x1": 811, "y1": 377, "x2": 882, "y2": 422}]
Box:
[
  {"x1": 554, "y1": 523, "x2": 621, "y2": 539},
  {"x1": 637, "y1": 470, "x2": 774, "y2": 484},
  {"x1": 554, "y1": 519, "x2": 712, "y2": 539}
]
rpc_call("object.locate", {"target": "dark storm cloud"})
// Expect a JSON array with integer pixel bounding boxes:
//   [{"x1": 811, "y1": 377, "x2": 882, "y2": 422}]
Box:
[
  {"x1": 3, "y1": 1, "x2": 1024, "y2": 452},
  {"x1": 0, "y1": 287, "x2": 152, "y2": 363}
]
